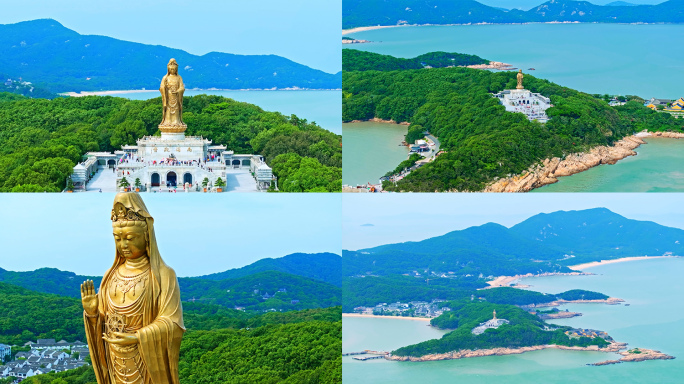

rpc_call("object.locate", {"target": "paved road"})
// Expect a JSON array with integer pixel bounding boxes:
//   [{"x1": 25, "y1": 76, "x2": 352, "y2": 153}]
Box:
[{"x1": 85, "y1": 168, "x2": 118, "y2": 192}]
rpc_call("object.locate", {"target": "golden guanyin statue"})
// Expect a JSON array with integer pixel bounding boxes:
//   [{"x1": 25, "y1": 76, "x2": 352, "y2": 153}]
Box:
[
  {"x1": 517, "y1": 69, "x2": 524, "y2": 90},
  {"x1": 159, "y1": 58, "x2": 187, "y2": 133},
  {"x1": 81, "y1": 192, "x2": 185, "y2": 384}
]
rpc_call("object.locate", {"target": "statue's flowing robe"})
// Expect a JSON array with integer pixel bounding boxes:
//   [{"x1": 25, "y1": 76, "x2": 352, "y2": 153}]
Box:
[
  {"x1": 84, "y1": 193, "x2": 185, "y2": 384},
  {"x1": 159, "y1": 73, "x2": 185, "y2": 126}
]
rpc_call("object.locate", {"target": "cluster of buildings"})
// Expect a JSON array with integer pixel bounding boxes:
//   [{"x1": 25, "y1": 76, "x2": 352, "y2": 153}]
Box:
[
  {"x1": 645, "y1": 97, "x2": 684, "y2": 118},
  {"x1": 471, "y1": 310, "x2": 510, "y2": 335},
  {"x1": 0, "y1": 339, "x2": 89, "y2": 381},
  {"x1": 494, "y1": 88, "x2": 552, "y2": 123},
  {"x1": 353, "y1": 300, "x2": 450, "y2": 318},
  {"x1": 565, "y1": 328, "x2": 612, "y2": 340}
]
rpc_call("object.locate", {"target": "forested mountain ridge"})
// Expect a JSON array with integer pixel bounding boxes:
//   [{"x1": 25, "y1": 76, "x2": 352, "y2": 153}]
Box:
[
  {"x1": 342, "y1": 208, "x2": 679, "y2": 310},
  {"x1": 342, "y1": 50, "x2": 682, "y2": 192},
  {"x1": 0, "y1": 266, "x2": 341, "y2": 312},
  {"x1": 346, "y1": 208, "x2": 684, "y2": 277},
  {"x1": 343, "y1": 0, "x2": 684, "y2": 29},
  {"x1": 0, "y1": 92, "x2": 341, "y2": 192},
  {"x1": 0, "y1": 19, "x2": 340, "y2": 93},
  {"x1": 198, "y1": 252, "x2": 342, "y2": 286}
]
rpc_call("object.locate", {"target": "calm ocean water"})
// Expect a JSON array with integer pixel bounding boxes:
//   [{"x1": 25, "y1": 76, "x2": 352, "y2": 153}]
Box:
[
  {"x1": 116, "y1": 89, "x2": 341, "y2": 134},
  {"x1": 343, "y1": 258, "x2": 684, "y2": 383},
  {"x1": 533, "y1": 138, "x2": 684, "y2": 192},
  {"x1": 345, "y1": 24, "x2": 684, "y2": 99},
  {"x1": 342, "y1": 122, "x2": 408, "y2": 185},
  {"x1": 343, "y1": 24, "x2": 684, "y2": 191}
]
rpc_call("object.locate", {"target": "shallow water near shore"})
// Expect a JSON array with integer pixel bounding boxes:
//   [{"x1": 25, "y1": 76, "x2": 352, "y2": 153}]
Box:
[
  {"x1": 343, "y1": 258, "x2": 684, "y2": 383},
  {"x1": 116, "y1": 89, "x2": 341, "y2": 134},
  {"x1": 342, "y1": 121, "x2": 409, "y2": 186},
  {"x1": 533, "y1": 138, "x2": 684, "y2": 192}
]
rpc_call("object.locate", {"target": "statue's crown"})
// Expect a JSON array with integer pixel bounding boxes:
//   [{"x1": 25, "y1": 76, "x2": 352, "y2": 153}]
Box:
[{"x1": 111, "y1": 203, "x2": 147, "y2": 222}]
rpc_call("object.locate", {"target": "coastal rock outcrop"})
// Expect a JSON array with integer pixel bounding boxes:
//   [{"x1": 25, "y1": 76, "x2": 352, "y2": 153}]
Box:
[
  {"x1": 387, "y1": 342, "x2": 628, "y2": 362},
  {"x1": 484, "y1": 135, "x2": 646, "y2": 192}
]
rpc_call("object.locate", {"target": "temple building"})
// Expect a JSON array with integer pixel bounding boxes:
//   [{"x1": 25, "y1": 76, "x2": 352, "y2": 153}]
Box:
[
  {"x1": 471, "y1": 310, "x2": 510, "y2": 335},
  {"x1": 493, "y1": 70, "x2": 552, "y2": 123},
  {"x1": 70, "y1": 59, "x2": 274, "y2": 192}
]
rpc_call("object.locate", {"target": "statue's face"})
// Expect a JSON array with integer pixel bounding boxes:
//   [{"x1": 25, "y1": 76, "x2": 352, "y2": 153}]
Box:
[
  {"x1": 112, "y1": 223, "x2": 147, "y2": 259},
  {"x1": 169, "y1": 65, "x2": 178, "y2": 75}
]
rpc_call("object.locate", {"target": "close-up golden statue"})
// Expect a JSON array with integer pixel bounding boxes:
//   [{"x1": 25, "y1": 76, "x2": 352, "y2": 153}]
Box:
[
  {"x1": 81, "y1": 192, "x2": 185, "y2": 384},
  {"x1": 159, "y1": 58, "x2": 187, "y2": 132}
]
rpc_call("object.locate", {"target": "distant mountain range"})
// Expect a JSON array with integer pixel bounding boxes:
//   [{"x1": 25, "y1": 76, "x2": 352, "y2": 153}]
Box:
[
  {"x1": 0, "y1": 252, "x2": 341, "y2": 311},
  {"x1": 198, "y1": 252, "x2": 341, "y2": 287},
  {"x1": 343, "y1": 0, "x2": 683, "y2": 29},
  {"x1": 0, "y1": 19, "x2": 341, "y2": 93},
  {"x1": 344, "y1": 208, "x2": 684, "y2": 277}
]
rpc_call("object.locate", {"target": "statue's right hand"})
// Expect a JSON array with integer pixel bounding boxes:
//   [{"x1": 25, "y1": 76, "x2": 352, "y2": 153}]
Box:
[{"x1": 81, "y1": 280, "x2": 98, "y2": 317}]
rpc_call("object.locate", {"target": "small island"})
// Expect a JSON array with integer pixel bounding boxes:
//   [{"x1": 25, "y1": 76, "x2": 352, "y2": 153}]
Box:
[{"x1": 371, "y1": 302, "x2": 673, "y2": 365}]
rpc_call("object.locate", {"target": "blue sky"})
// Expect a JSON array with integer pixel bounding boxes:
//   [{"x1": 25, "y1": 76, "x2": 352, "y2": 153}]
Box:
[
  {"x1": 0, "y1": 194, "x2": 341, "y2": 277},
  {"x1": 0, "y1": 0, "x2": 341, "y2": 74},
  {"x1": 343, "y1": 193, "x2": 684, "y2": 251},
  {"x1": 479, "y1": 0, "x2": 663, "y2": 10}
]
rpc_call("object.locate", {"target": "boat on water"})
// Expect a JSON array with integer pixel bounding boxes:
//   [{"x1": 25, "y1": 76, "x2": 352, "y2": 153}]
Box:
[{"x1": 528, "y1": 68, "x2": 536, "y2": 70}]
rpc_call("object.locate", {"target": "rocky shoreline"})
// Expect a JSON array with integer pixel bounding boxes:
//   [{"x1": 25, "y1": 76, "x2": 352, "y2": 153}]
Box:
[
  {"x1": 387, "y1": 342, "x2": 674, "y2": 365},
  {"x1": 591, "y1": 348, "x2": 675, "y2": 366},
  {"x1": 387, "y1": 342, "x2": 628, "y2": 362},
  {"x1": 485, "y1": 135, "x2": 646, "y2": 192},
  {"x1": 485, "y1": 131, "x2": 684, "y2": 192},
  {"x1": 348, "y1": 117, "x2": 411, "y2": 125}
]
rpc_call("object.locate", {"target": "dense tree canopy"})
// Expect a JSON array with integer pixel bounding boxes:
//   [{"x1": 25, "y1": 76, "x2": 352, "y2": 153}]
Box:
[{"x1": 0, "y1": 93, "x2": 341, "y2": 192}]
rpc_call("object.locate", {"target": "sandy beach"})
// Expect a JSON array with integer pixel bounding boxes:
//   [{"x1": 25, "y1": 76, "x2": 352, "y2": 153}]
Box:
[
  {"x1": 61, "y1": 90, "x2": 157, "y2": 97},
  {"x1": 342, "y1": 25, "x2": 401, "y2": 35},
  {"x1": 569, "y1": 256, "x2": 680, "y2": 271},
  {"x1": 343, "y1": 313, "x2": 431, "y2": 321}
]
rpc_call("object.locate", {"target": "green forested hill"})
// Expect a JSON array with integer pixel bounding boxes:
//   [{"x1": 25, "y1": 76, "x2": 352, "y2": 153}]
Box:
[
  {"x1": 0, "y1": 19, "x2": 340, "y2": 92},
  {"x1": 1, "y1": 280, "x2": 341, "y2": 384},
  {"x1": 0, "y1": 267, "x2": 341, "y2": 312},
  {"x1": 0, "y1": 282, "x2": 85, "y2": 345},
  {"x1": 343, "y1": 50, "x2": 682, "y2": 192},
  {"x1": 180, "y1": 271, "x2": 341, "y2": 311},
  {"x1": 343, "y1": 0, "x2": 684, "y2": 29},
  {"x1": 393, "y1": 302, "x2": 608, "y2": 357},
  {"x1": 342, "y1": 49, "x2": 488, "y2": 72},
  {"x1": 0, "y1": 92, "x2": 341, "y2": 192},
  {"x1": 511, "y1": 208, "x2": 684, "y2": 264},
  {"x1": 198, "y1": 252, "x2": 342, "y2": 287}
]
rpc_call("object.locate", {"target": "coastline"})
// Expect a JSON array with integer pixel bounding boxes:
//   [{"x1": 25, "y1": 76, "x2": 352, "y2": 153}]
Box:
[
  {"x1": 342, "y1": 21, "x2": 681, "y2": 36},
  {"x1": 343, "y1": 313, "x2": 432, "y2": 321},
  {"x1": 61, "y1": 88, "x2": 342, "y2": 97},
  {"x1": 386, "y1": 342, "x2": 673, "y2": 364},
  {"x1": 485, "y1": 272, "x2": 590, "y2": 288},
  {"x1": 485, "y1": 132, "x2": 684, "y2": 193},
  {"x1": 569, "y1": 256, "x2": 680, "y2": 271}
]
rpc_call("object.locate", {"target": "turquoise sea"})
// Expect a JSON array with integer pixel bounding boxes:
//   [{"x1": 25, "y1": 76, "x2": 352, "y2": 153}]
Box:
[
  {"x1": 345, "y1": 23, "x2": 684, "y2": 99},
  {"x1": 342, "y1": 121, "x2": 408, "y2": 186},
  {"x1": 343, "y1": 258, "x2": 684, "y2": 383},
  {"x1": 533, "y1": 137, "x2": 684, "y2": 192},
  {"x1": 116, "y1": 89, "x2": 341, "y2": 135}
]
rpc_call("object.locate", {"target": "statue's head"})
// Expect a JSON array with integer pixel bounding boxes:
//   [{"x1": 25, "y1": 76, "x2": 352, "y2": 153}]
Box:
[
  {"x1": 167, "y1": 58, "x2": 179, "y2": 75},
  {"x1": 519, "y1": 69, "x2": 523, "y2": 74},
  {"x1": 111, "y1": 201, "x2": 149, "y2": 260}
]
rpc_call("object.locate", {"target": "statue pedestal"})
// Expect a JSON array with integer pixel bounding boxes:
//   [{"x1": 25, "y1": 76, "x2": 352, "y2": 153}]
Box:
[{"x1": 161, "y1": 132, "x2": 186, "y2": 141}]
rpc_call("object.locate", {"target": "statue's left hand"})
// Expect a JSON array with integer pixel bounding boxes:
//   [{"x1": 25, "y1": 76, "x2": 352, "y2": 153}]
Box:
[{"x1": 103, "y1": 331, "x2": 138, "y2": 346}]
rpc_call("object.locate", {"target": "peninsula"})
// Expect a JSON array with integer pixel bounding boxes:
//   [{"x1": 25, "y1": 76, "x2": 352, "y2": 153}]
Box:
[{"x1": 342, "y1": 50, "x2": 684, "y2": 192}]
